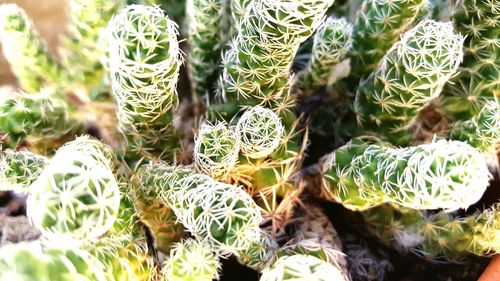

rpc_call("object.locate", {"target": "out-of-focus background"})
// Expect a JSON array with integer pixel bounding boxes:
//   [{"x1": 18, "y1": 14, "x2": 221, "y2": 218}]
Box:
[{"x1": 0, "y1": 0, "x2": 67, "y2": 86}]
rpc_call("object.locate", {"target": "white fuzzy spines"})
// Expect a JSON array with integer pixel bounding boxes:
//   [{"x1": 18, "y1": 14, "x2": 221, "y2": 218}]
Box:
[{"x1": 237, "y1": 106, "x2": 284, "y2": 158}]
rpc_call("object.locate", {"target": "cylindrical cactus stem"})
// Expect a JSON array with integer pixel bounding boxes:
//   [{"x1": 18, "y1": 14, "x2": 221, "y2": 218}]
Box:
[
  {"x1": 439, "y1": 0, "x2": 499, "y2": 120},
  {"x1": 108, "y1": 4, "x2": 183, "y2": 161},
  {"x1": 162, "y1": 239, "x2": 221, "y2": 281},
  {"x1": 320, "y1": 138, "x2": 490, "y2": 211},
  {"x1": 89, "y1": 235, "x2": 157, "y2": 281},
  {"x1": 0, "y1": 149, "x2": 47, "y2": 192},
  {"x1": 194, "y1": 121, "x2": 240, "y2": 180},
  {"x1": 62, "y1": 0, "x2": 125, "y2": 97},
  {"x1": 186, "y1": 0, "x2": 226, "y2": 101},
  {"x1": 218, "y1": 0, "x2": 334, "y2": 124},
  {"x1": 259, "y1": 254, "x2": 347, "y2": 281},
  {"x1": 136, "y1": 161, "x2": 263, "y2": 255},
  {"x1": 230, "y1": 0, "x2": 251, "y2": 25},
  {"x1": 295, "y1": 17, "x2": 353, "y2": 94},
  {"x1": 361, "y1": 203, "x2": 500, "y2": 261},
  {"x1": 0, "y1": 4, "x2": 63, "y2": 93},
  {"x1": 0, "y1": 88, "x2": 81, "y2": 150},
  {"x1": 351, "y1": 20, "x2": 464, "y2": 145},
  {"x1": 449, "y1": 101, "x2": 500, "y2": 156},
  {"x1": 0, "y1": 242, "x2": 107, "y2": 281},
  {"x1": 27, "y1": 136, "x2": 121, "y2": 241},
  {"x1": 237, "y1": 229, "x2": 280, "y2": 272},
  {"x1": 132, "y1": 167, "x2": 185, "y2": 253},
  {"x1": 347, "y1": 0, "x2": 428, "y2": 82}
]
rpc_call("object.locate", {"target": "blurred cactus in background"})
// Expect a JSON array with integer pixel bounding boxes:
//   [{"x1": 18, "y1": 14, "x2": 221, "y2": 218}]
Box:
[{"x1": 0, "y1": 0, "x2": 499, "y2": 280}]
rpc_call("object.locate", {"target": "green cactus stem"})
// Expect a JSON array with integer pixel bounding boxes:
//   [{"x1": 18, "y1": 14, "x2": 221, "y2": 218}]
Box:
[
  {"x1": 320, "y1": 138, "x2": 490, "y2": 211},
  {"x1": 162, "y1": 239, "x2": 221, "y2": 281},
  {"x1": 27, "y1": 137, "x2": 121, "y2": 241},
  {"x1": 0, "y1": 149, "x2": 47, "y2": 192},
  {"x1": 186, "y1": 0, "x2": 226, "y2": 101},
  {"x1": 348, "y1": 20, "x2": 464, "y2": 145},
  {"x1": 439, "y1": 0, "x2": 500, "y2": 120},
  {"x1": 295, "y1": 17, "x2": 353, "y2": 94},
  {"x1": 259, "y1": 254, "x2": 346, "y2": 281},
  {"x1": 108, "y1": 4, "x2": 183, "y2": 161},
  {"x1": 0, "y1": 4, "x2": 63, "y2": 93},
  {"x1": 347, "y1": 0, "x2": 428, "y2": 82}
]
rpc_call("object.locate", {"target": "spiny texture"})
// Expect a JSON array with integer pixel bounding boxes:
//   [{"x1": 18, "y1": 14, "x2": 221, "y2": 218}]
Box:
[
  {"x1": 194, "y1": 121, "x2": 239, "y2": 179},
  {"x1": 162, "y1": 239, "x2": 220, "y2": 281},
  {"x1": 0, "y1": 89, "x2": 77, "y2": 149},
  {"x1": 237, "y1": 230, "x2": 279, "y2": 272},
  {"x1": 108, "y1": 4, "x2": 182, "y2": 160},
  {"x1": 89, "y1": 235, "x2": 157, "y2": 281},
  {"x1": 347, "y1": 0, "x2": 428, "y2": 81},
  {"x1": 0, "y1": 4, "x2": 62, "y2": 92},
  {"x1": 219, "y1": 0, "x2": 334, "y2": 125},
  {"x1": 296, "y1": 17, "x2": 353, "y2": 93},
  {"x1": 440, "y1": 0, "x2": 499, "y2": 119},
  {"x1": 186, "y1": 0, "x2": 225, "y2": 100},
  {"x1": 321, "y1": 139, "x2": 490, "y2": 211},
  {"x1": 63, "y1": 0, "x2": 125, "y2": 95},
  {"x1": 236, "y1": 106, "x2": 284, "y2": 159},
  {"x1": 352, "y1": 20, "x2": 464, "y2": 145},
  {"x1": 0, "y1": 150, "x2": 47, "y2": 192},
  {"x1": 450, "y1": 100, "x2": 500, "y2": 154},
  {"x1": 27, "y1": 137, "x2": 121, "y2": 241},
  {"x1": 136, "y1": 162, "x2": 262, "y2": 255},
  {"x1": 0, "y1": 243, "x2": 106, "y2": 281},
  {"x1": 259, "y1": 254, "x2": 346, "y2": 281},
  {"x1": 361, "y1": 203, "x2": 500, "y2": 261}
]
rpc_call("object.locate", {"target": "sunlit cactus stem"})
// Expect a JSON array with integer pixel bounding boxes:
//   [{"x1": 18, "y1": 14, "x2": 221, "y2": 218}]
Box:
[
  {"x1": 295, "y1": 17, "x2": 353, "y2": 94},
  {"x1": 0, "y1": 88, "x2": 81, "y2": 151},
  {"x1": 27, "y1": 136, "x2": 121, "y2": 241},
  {"x1": 136, "y1": 162, "x2": 262, "y2": 255},
  {"x1": 260, "y1": 254, "x2": 347, "y2": 281},
  {"x1": 0, "y1": 150, "x2": 47, "y2": 192},
  {"x1": 62, "y1": 0, "x2": 125, "y2": 98},
  {"x1": 219, "y1": 0, "x2": 334, "y2": 125},
  {"x1": 108, "y1": 4, "x2": 183, "y2": 160},
  {"x1": 162, "y1": 239, "x2": 221, "y2": 281},
  {"x1": 186, "y1": 0, "x2": 226, "y2": 101},
  {"x1": 347, "y1": 0, "x2": 428, "y2": 82},
  {"x1": 350, "y1": 20, "x2": 464, "y2": 145},
  {"x1": 320, "y1": 139, "x2": 490, "y2": 211},
  {"x1": 0, "y1": 4, "x2": 63, "y2": 92}
]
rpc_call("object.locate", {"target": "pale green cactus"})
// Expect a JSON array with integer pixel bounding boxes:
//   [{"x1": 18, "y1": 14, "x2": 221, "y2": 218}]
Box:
[
  {"x1": 320, "y1": 139, "x2": 490, "y2": 211},
  {"x1": 350, "y1": 20, "x2": 464, "y2": 145},
  {"x1": 260, "y1": 254, "x2": 346, "y2": 281},
  {"x1": 237, "y1": 230, "x2": 279, "y2": 272},
  {"x1": 219, "y1": 0, "x2": 334, "y2": 125},
  {"x1": 162, "y1": 239, "x2": 220, "y2": 281},
  {"x1": 27, "y1": 136, "x2": 121, "y2": 241},
  {"x1": 0, "y1": 4, "x2": 63, "y2": 93},
  {"x1": 347, "y1": 0, "x2": 428, "y2": 81},
  {"x1": 295, "y1": 17, "x2": 353, "y2": 93},
  {"x1": 0, "y1": 89, "x2": 80, "y2": 150},
  {"x1": 361, "y1": 202, "x2": 500, "y2": 262},
  {"x1": 186, "y1": 0, "x2": 226, "y2": 100},
  {"x1": 62, "y1": 0, "x2": 125, "y2": 97},
  {"x1": 194, "y1": 121, "x2": 240, "y2": 179},
  {"x1": 236, "y1": 106, "x2": 285, "y2": 159},
  {"x1": 136, "y1": 162, "x2": 262, "y2": 255},
  {"x1": 108, "y1": 4, "x2": 183, "y2": 160},
  {"x1": 440, "y1": 0, "x2": 500, "y2": 119},
  {"x1": 0, "y1": 242, "x2": 107, "y2": 281},
  {"x1": 0, "y1": 149, "x2": 47, "y2": 192},
  {"x1": 449, "y1": 100, "x2": 500, "y2": 155}
]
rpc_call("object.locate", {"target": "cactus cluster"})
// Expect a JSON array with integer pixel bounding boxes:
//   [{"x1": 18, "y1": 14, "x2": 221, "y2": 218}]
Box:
[{"x1": 0, "y1": 0, "x2": 499, "y2": 280}]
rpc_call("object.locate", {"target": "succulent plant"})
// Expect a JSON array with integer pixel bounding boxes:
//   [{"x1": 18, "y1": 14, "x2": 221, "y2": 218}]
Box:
[{"x1": 0, "y1": 149, "x2": 47, "y2": 192}]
